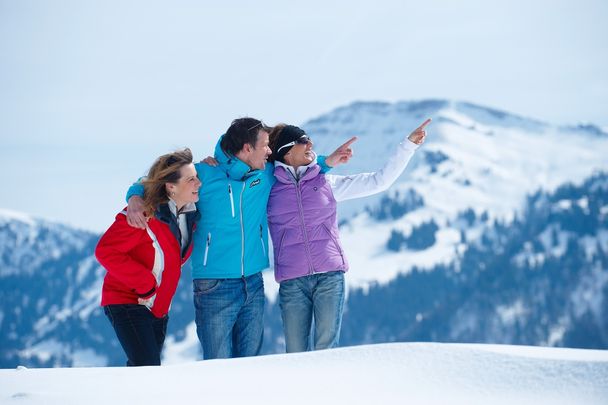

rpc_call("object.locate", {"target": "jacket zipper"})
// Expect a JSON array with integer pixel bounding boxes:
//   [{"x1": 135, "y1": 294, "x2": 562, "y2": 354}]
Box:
[
  {"x1": 175, "y1": 213, "x2": 184, "y2": 257},
  {"x1": 203, "y1": 232, "x2": 211, "y2": 266},
  {"x1": 240, "y1": 182, "x2": 246, "y2": 277},
  {"x1": 295, "y1": 180, "x2": 315, "y2": 274},
  {"x1": 260, "y1": 224, "x2": 266, "y2": 256},
  {"x1": 228, "y1": 184, "x2": 235, "y2": 217}
]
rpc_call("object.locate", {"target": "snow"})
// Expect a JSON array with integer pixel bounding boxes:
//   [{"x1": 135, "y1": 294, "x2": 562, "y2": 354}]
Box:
[
  {"x1": 570, "y1": 265, "x2": 608, "y2": 320},
  {"x1": 546, "y1": 322, "x2": 568, "y2": 347},
  {"x1": 0, "y1": 209, "x2": 36, "y2": 226},
  {"x1": 18, "y1": 340, "x2": 66, "y2": 364},
  {"x1": 1, "y1": 343, "x2": 607, "y2": 405},
  {"x1": 70, "y1": 350, "x2": 107, "y2": 368},
  {"x1": 538, "y1": 225, "x2": 569, "y2": 258},
  {"x1": 496, "y1": 300, "x2": 526, "y2": 325},
  {"x1": 161, "y1": 322, "x2": 200, "y2": 365}
]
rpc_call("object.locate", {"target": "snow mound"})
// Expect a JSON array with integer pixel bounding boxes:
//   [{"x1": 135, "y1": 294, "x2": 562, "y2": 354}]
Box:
[{"x1": 1, "y1": 342, "x2": 606, "y2": 405}]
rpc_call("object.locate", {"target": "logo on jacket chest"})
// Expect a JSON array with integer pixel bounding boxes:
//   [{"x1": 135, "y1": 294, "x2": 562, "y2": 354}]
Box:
[{"x1": 250, "y1": 179, "x2": 261, "y2": 188}]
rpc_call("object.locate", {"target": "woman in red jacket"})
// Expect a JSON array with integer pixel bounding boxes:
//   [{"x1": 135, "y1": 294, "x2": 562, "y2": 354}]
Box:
[{"x1": 96, "y1": 148, "x2": 201, "y2": 366}]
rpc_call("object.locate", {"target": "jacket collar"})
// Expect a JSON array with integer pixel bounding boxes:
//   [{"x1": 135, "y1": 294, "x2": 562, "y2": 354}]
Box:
[
  {"x1": 214, "y1": 135, "x2": 260, "y2": 181},
  {"x1": 155, "y1": 201, "x2": 199, "y2": 224},
  {"x1": 167, "y1": 199, "x2": 197, "y2": 216},
  {"x1": 274, "y1": 154, "x2": 320, "y2": 184}
]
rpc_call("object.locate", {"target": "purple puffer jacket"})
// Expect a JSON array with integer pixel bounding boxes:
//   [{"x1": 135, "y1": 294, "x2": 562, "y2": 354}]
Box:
[{"x1": 267, "y1": 164, "x2": 348, "y2": 283}]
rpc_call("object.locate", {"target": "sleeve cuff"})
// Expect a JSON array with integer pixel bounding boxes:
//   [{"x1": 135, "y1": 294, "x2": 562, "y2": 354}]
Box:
[
  {"x1": 125, "y1": 178, "x2": 145, "y2": 203},
  {"x1": 318, "y1": 155, "x2": 332, "y2": 172}
]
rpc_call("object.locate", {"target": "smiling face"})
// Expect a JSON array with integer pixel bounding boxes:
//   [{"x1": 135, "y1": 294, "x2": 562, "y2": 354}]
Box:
[
  {"x1": 283, "y1": 137, "x2": 314, "y2": 168},
  {"x1": 166, "y1": 163, "x2": 201, "y2": 209},
  {"x1": 238, "y1": 129, "x2": 271, "y2": 171}
]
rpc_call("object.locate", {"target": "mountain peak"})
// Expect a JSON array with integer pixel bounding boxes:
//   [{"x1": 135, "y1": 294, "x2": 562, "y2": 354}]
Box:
[
  {"x1": 0, "y1": 208, "x2": 36, "y2": 226},
  {"x1": 560, "y1": 123, "x2": 608, "y2": 137},
  {"x1": 303, "y1": 99, "x2": 554, "y2": 139}
]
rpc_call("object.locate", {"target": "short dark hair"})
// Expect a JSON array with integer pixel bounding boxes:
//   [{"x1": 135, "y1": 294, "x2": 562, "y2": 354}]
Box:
[{"x1": 220, "y1": 117, "x2": 269, "y2": 156}]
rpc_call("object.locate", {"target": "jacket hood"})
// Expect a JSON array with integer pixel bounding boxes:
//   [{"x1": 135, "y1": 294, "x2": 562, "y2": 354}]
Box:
[{"x1": 214, "y1": 135, "x2": 256, "y2": 181}]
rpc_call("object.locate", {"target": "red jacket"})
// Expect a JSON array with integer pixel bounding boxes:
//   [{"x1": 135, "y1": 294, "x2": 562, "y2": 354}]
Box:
[{"x1": 96, "y1": 205, "x2": 198, "y2": 318}]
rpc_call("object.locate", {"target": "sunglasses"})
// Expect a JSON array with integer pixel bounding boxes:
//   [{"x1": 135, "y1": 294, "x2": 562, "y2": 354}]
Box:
[
  {"x1": 277, "y1": 135, "x2": 312, "y2": 154},
  {"x1": 247, "y1": 121, "x2": 265, "y2": 132}
]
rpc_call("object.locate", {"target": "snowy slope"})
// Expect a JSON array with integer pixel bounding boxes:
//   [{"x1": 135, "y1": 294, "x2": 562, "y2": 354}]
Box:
[
  {"x1": 305, "y1": 100, "x2": 608, "y2": 288},
  {"x1": 1, "y1": 343, "x2": 607, "y2": 405},
  {"x1": 0, "y1": 209, "x2": 95, "y2": 277}
]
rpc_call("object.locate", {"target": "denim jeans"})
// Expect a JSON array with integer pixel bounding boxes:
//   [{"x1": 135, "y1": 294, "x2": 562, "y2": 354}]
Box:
[
  {"x1": 104, "y1": 304, "x2": 168, "y2": 366},
  {"x1": 279, "y1": 270, "x2": 345, "y2": 353},
  {"x1": 193, "y1": 272, "x2": 265, "y2": 359}
]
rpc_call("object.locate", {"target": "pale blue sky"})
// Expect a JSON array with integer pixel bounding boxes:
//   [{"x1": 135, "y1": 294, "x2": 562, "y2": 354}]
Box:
[{"x1": 1, "y1": 0, "x2": 607, "y2": 231}]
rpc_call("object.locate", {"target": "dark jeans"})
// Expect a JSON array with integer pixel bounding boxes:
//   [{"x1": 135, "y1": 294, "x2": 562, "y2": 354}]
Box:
[{"x1": 104, "y1": 304, "x2": 168, "y2": 366}]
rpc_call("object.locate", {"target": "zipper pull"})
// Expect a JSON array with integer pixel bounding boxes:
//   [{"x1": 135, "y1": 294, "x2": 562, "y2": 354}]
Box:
[{"x1": 228, "y1": 184, "x2": 235, "y2": 217}]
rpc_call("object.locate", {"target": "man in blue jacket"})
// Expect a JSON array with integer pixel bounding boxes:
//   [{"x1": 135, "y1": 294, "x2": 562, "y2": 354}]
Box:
[{"x1": 125, "y1": 117, "x2": 352, "y2": 359}]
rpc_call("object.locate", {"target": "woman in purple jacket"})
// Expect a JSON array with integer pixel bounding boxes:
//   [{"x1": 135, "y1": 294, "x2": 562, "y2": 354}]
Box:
[{"x1": 267, "y1": 119, "x2": 430, "y2": 352}]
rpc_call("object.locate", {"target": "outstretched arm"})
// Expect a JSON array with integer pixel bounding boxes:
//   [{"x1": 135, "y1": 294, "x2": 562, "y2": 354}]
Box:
[{"x1": 327, "y1": 119, "x2": 430, "y2": 202}]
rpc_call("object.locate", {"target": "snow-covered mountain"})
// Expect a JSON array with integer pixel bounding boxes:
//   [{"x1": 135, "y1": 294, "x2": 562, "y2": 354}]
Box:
[
  {"x1": 0, "y1": 209, "x2": 110, "y2": 367},
  {"x1": 1, "y1": 99, "x2": 606, "y2": 367},
  {"x1": 305, "y1": 99, "x2": 608, "y2": 288},
  {"x1": 338, "y1": 172, "x2": 608, "y2": 349}
]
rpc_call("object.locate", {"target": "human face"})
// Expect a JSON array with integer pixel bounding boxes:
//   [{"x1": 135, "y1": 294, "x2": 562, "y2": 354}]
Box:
[
  {"x1": 283, "y1": 136, "x2": 314, "y2": 168},
  {"x1": 167, "y1": 163, "x2": 201, "y2": 209},
  {"x1": 245, "y1": 130, "x2": 271, "y2": 170}
]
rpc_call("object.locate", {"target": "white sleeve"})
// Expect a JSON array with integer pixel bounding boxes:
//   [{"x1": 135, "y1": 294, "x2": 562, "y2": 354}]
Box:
[{"x1": 326, "y1": 139, "x2": 419, "y2": 202}]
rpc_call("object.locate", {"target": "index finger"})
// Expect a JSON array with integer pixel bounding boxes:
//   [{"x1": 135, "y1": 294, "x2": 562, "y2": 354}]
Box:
[
  {"x1": 417, "y1": 118, "x2": 432, "y2": 130},
  {"x1": 339, "y1": 136, "x2": 358, "y2": 149}
]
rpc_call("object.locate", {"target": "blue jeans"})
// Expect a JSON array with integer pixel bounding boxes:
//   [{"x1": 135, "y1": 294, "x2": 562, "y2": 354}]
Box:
[
  {"x1": 193, "y1": 272, "x2": 265, "y2": 359},
  {"x1": 279, "y1": 271, "x2": 345, "y2": 353},
  {"x1": 104, "y1": 304, "x2": 168, "y2": 366}
]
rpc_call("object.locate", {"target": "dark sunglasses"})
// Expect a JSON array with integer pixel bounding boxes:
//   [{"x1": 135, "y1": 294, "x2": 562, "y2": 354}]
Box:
[{"x1": 277, "y1": 135, "x2": 312, "y2": 153}]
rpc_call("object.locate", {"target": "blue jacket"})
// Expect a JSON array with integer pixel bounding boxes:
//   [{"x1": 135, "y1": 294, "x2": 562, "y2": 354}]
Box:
[{"x1": 127, "y1": 137, "x2": 331, "y2": 279}]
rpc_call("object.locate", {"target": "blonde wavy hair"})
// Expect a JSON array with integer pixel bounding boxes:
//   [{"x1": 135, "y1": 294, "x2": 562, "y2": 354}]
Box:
[{"x1": 141, "y1": 148, "x2": 193, "y2": 216}]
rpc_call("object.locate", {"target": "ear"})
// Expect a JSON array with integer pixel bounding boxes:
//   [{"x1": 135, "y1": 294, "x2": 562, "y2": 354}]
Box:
[
  {"x1": 166, "y1": 183, "x2": 176, "y2": 195},
  {"x1": 243, "y1": 143, "x2": 253, "y2": 154}
]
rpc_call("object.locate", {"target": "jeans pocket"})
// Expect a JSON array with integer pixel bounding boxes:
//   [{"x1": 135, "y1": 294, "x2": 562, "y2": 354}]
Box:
[{"x1": 193, "y1": 279, "x2": 222, "y2": 295}]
